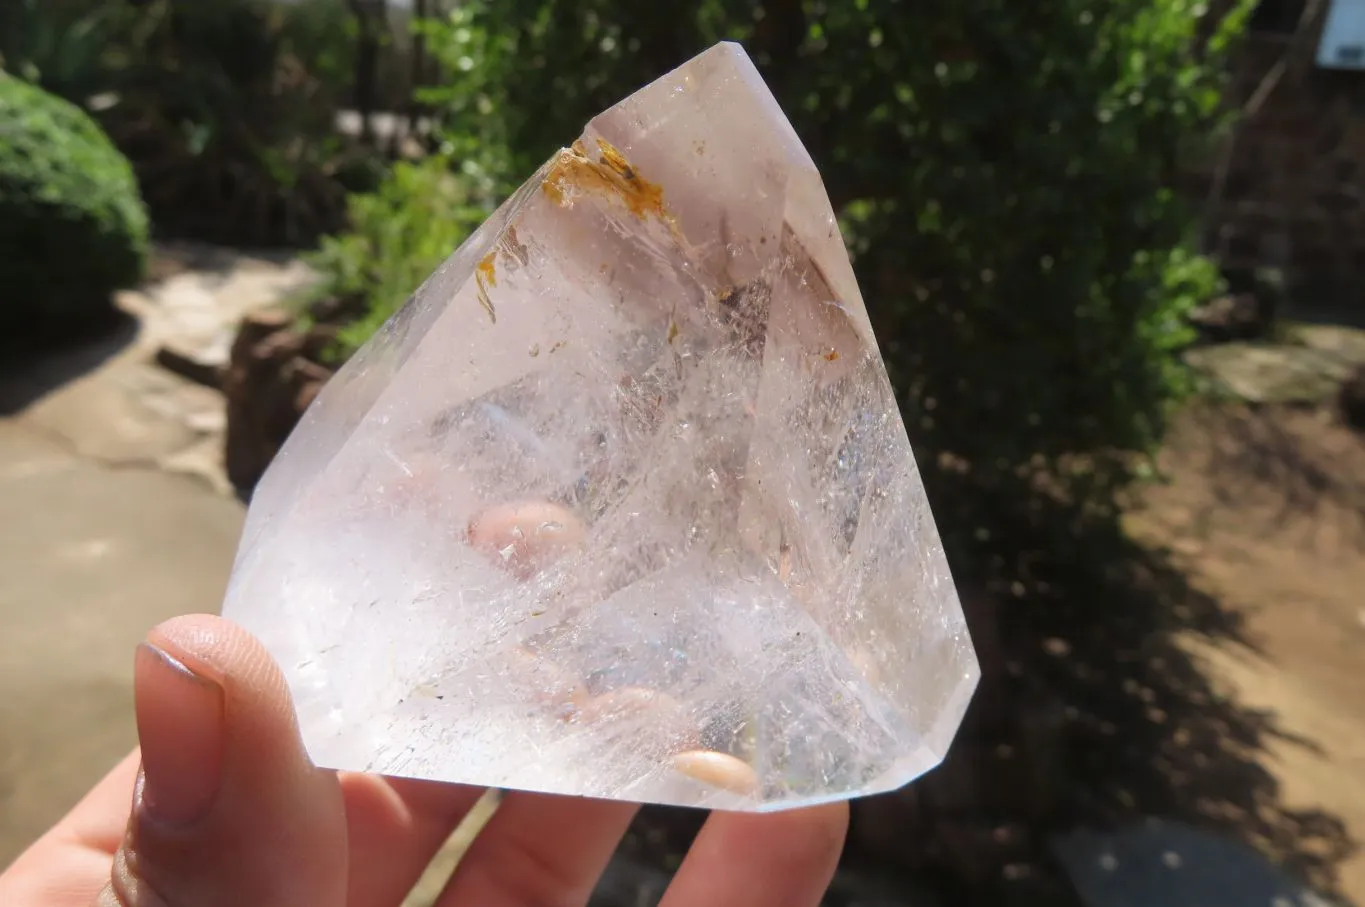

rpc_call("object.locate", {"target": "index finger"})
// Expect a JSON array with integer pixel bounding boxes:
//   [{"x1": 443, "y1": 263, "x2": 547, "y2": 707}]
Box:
[
  {"x1": 658, "y1": 803, "x2": 848, "y2": 907},
  {"x1": 339, "y1": 772, "x2": 489, "y2": 907}
]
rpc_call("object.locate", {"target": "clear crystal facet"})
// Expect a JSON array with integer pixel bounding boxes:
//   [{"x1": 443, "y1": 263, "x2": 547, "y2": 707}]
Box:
[{"x1": 222, "y1": 42, "x2": 979, "y2": 812}]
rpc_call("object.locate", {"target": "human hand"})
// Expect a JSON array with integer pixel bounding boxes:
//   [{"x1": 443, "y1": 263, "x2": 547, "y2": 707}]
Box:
[{"x1": 0, "y1": 614, "x2": 847, "y2": 906}]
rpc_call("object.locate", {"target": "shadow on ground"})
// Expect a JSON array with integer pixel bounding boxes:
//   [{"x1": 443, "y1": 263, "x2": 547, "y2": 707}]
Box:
[
  {"x1": 972, "y1": 518, "x2": 1353, "y2": 905},
  {"x1": 1281, "y1": 284, "x2": 1365, "y2": 333},
  {"x1": 856, "y1": 476, "x2": 1355, "y2": 904},
  {"x1": 0, "y1": 312, "x2": 139, "y2": 416},
  {"x1": 0, "y1": 239, "x2": 298, "y2": 418},
  {"x1": 1160, "y1": 401, "x2": 1365, "y2": 546}
]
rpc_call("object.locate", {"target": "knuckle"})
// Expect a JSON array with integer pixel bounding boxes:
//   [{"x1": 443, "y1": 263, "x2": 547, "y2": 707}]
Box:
[{"x1": 96, "y1": 844, "x2": 171, "y2": 907}]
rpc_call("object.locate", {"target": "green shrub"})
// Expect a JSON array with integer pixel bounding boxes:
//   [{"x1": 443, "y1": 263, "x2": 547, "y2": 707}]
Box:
[
  {"x1": 0, "y1": 74, "x2": 148, "y2": 332},
  {"x1": 410, "y1": 0, "x2": 1250, "y2": 566},
  {"x1": 304, "y1": 155, "x2": 491, "y2": 359}
]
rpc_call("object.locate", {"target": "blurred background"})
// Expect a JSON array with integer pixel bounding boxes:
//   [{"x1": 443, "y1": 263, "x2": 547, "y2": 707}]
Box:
[{"x1": 1, "y1": 0, "x2": 1363, "y2": 905}]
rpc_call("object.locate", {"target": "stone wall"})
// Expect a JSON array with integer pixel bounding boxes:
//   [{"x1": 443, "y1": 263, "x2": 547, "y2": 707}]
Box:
[{"x1": 1201, "y1": 1, "x2": 1365, "y2": 307}]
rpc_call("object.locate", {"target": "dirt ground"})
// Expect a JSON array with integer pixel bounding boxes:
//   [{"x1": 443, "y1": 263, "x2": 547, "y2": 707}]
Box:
[{"x1": 1125, "y1": 402, "x2": 1365, "y2": 902}]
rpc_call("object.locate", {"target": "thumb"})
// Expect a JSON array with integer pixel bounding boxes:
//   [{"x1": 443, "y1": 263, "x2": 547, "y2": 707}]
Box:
[{"x1": 97, "y1": 615, "x2": 348, "y2": 907}]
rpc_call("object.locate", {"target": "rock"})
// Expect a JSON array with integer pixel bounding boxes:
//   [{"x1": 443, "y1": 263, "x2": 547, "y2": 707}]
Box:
[
  {"x1": 1294, "y1": 324, "x2": 1365, "y2": 363},
  {"x1": 154, "y1": 341, "x2": 224, "y2": 389},
  {"x1": 1184, "y1": 343, "x2": 1355, "y2": 405},
  {"x1": 301, "y1": 323, "x2": 342, "y2": 361},
  {"x1": 1188, "y1": 324, "x2": 1365, "y2": 408},
  {"x1": 223, "y1": 310, "x2": 332, "y2": 495},
  {"x1": 292, "y1": 358, "x2": 331, "y2": 413},
  {"x1": 234, "y1": 309, "x2": 294, "y2": 348},
  {"x1": 1052, "y1": 820, "x2": 1336, "y2": 907},
  {"x1": 122, "y1": 244, "x2": 319, "y2": 394},
  {"x1": 1340, "y1": 364, "x2": 1365, "y2": 431},
  {"x1": 1189, "y1": 293, "x2": 1272, "y2": 342}
]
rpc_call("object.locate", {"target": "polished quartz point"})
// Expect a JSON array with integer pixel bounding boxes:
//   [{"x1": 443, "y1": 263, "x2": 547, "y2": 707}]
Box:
[{"x1": 221, "y1": 41, "x2": 978, "y2": 812}]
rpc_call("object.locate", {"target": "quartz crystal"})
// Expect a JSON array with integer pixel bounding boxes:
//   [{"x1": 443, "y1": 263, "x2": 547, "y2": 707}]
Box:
[{"x1": 221, "y1": 42, "x2": 979, "y2": 812}]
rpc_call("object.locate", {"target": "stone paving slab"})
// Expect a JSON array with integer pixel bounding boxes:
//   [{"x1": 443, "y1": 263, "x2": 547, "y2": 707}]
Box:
[
  {"x1": 120, "y1": 242, "x2": 318, "y2": 384},
  {"x1": 0, "y1": 421, "x2": 244, "y2": 865},
  {"x1": 0, "y1": 243, "x2": 311, "y2": 866},
  {"x1": 1053, "y1": 819, "x2": 1339, "y2": 907}
]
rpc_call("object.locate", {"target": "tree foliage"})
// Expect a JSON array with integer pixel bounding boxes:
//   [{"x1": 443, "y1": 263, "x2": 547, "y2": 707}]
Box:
[
  {"x1": 417, "y1": 0, "x2": 1249, "y2": 564},
  {"x1": 2, "y1": 0, "x2": 395, "y2": 247},
  {"x1": 305, "y1": 155, "x2": 492, "y2": 358}
]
